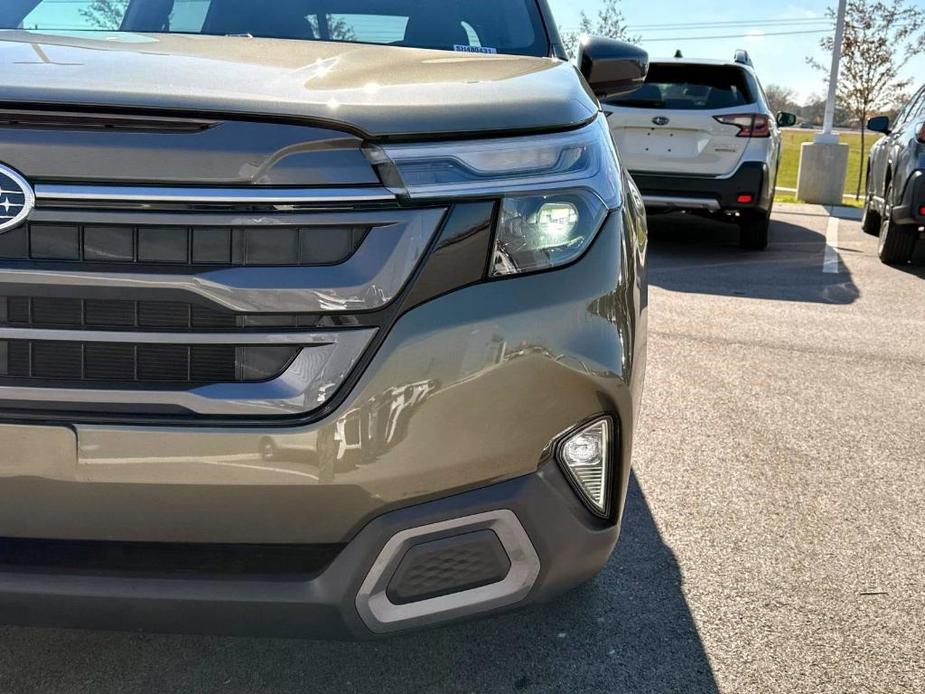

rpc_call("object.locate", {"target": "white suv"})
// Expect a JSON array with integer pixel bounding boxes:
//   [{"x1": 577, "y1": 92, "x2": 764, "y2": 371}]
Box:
[{"x1": 603, "y1": 51, "x2": 796, "y2": 250}]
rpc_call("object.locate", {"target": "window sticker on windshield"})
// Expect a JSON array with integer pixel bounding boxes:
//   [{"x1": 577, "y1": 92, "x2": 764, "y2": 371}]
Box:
[{"x1": 454, "y1": 45, "x2": 498, "y2": 55}]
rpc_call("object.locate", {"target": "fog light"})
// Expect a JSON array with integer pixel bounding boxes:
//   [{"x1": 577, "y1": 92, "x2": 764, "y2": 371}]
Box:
[
  {"x1": 736, "y1": 194, "x2": 754, "y2": 204},
  {"x1": 558, "y1": 418, "x2": 612, "y2": 516}
]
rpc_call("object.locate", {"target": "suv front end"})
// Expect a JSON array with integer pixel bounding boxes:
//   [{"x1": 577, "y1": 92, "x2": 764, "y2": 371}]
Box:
[{"x1": 0, "y1": 4, "x2": 648, "y2": 638}]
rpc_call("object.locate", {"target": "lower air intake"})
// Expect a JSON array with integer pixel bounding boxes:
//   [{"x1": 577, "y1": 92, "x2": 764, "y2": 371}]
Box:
[
  {"x1": 386, "y1": 530, "x2": 512, "y2": 605},
  {"x1": 356, "y1": 510, "x2": 540, "y2": 634}
]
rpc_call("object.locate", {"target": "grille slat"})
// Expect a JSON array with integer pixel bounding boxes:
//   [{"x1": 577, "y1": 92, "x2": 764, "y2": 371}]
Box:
[
  {"x1": 0, "y1": 339, "x2": 297, "y2": 386},
  {"x1": 3, "y1": 297, "x2": 242, "y2": 332},
  {"x1": 0, "y1": 223, "x2": 367, "y2": 267},
  {"x1": 0, "y1": 297, "x2": 301, "y2": 386}
]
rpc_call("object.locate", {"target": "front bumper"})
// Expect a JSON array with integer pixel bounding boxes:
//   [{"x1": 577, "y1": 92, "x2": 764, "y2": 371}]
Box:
[
  {"x1": 0, "y1": 212, "x2": 646, "y2": 635},
  {"x1": 0, "y1": 463, "x2": 621, "y2": 638},
  {"x1": 633, "y1": 161, "x2": 771, "y2": 213}
]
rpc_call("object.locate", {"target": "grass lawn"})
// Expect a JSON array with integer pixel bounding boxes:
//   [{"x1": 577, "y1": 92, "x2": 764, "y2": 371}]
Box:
[{"x1": 775, "y1": 129, "x2": 880, "y2": 207}]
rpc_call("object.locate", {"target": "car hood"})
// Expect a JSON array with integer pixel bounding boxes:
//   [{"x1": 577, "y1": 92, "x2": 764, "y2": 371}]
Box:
[{"x1": 0, "y1": 31, "x2": 598, "y2": 139}]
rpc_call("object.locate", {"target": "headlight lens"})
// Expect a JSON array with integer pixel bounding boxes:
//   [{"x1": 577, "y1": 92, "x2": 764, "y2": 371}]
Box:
[
  {"x1": 492, "y1": 191, "x2": 607, "y2": 276},
  {"x1": 366, "y1": 114, "x2": 621, "y2": 276}
]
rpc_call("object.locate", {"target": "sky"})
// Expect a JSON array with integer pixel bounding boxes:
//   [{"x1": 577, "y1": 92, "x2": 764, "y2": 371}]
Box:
[{"x1": 545, "y1": 0, "x2": 925, "y2": 104}]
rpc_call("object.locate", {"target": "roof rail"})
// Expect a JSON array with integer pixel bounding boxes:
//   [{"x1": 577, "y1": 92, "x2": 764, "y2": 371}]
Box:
[{"x1": 733, "y1": 49, "x2": 753, "y2": 66}]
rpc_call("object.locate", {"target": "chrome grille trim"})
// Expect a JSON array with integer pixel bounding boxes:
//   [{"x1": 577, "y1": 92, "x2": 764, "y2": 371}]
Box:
[
  {"x1": 0, "y1": 208, "x2": 446, "y2": 313},
  {"x1": 0, "y1": 329, "x2": 377, "y2": 416},
  {"x1": 35, "y1": 184, "x2": 395, "y2": 205}
]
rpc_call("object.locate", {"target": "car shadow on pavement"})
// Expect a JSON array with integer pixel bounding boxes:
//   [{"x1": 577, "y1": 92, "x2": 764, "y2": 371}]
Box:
[
  {"x1": 647, "y1": 213, "x2": 861, "y2": 305},
  {"x1": 896, "y1": 243, "x2": 925, "y2": 277},
  {"x1": 0, "y1": 476, "x2": 717, "y2": 694}
]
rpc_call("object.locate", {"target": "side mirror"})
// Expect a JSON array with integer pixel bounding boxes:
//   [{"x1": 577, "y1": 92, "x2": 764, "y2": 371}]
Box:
[
  {"x1": 867, "y1": 116, "x2": 891, "y2": 134},
  {"x1": 776, "y1": 112, "x2": 798, "y2": 128},
  {"x1": 579, "y1": 37, "x2": 648, "y2": 100}
]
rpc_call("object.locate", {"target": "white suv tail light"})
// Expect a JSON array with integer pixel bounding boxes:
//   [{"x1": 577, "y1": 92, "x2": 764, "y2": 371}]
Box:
[{"x1": 714, "y1": 113, "x2": 771, "y2": 138}]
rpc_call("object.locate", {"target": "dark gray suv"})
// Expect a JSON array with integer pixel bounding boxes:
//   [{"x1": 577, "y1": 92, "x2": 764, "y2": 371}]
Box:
[
  {"x1": 0, "y1": 0, "x2": 648, "y2": 637},
  {"x1": 865, "y1": 84, "x2": 925, "y2": 265}
]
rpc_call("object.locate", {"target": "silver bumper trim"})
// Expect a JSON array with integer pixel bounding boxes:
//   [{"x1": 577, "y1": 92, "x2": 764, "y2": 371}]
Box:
[
  {"x1": 0, "y1": 328, "x2": 377, "y2": 416},
  {"x1": 356, "y1": 510, "x2": 540, "y2": 634},
  {"x1": 642, "y1": 195, "x2": 721, "y2": 212}
]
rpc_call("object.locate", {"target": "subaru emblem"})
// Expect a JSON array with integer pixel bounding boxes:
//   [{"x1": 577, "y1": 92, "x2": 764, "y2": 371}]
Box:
[{"x1": 0, "y1": 164, "x2": 34, "y2": 234}]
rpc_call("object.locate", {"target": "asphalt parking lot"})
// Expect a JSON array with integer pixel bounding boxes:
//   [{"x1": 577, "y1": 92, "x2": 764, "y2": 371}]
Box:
[{"x1": 0, "y1": 204, "x2": 922, "y2": 694}]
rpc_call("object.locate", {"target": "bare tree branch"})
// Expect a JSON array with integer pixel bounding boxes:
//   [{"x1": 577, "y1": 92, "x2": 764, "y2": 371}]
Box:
[{"x1": 563, "y1": 0, "x2": 639, "y2": 60}]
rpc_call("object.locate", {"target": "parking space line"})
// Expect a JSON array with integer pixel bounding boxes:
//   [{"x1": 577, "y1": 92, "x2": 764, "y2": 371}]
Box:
[{"x1": 823, "y1": 217, "x2": 841, "y2": 273}]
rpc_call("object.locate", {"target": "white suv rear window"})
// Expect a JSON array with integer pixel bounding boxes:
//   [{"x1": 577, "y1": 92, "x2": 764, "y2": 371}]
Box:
[{"x1": 607, "y1": 64, "x2": 756, "y2": 111}]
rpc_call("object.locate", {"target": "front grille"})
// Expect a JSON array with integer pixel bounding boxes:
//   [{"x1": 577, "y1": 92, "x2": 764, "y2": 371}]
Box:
[
  {"x1": 0, "y1": 191, "x2": 441, "y2": 419},
  {"x1": 0, "y1": 340, "x2": 299, "y2": 385},
  {"x1": 0, "y1": 222, "x2": 368, "y2": 267}
]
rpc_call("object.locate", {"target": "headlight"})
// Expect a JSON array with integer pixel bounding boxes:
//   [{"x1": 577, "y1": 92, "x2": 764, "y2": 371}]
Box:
[
  {"x1": 492, "y1": 191, "x2": 607, "y2": 276},
  {"x1": 365, "y1": 115, "x2": 621, "y2": 276}
]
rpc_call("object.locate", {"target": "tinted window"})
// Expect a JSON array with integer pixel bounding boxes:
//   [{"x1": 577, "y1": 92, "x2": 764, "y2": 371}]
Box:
[
  {"x1": 170, "y1": 0, "x2": 211, "y2": 32},
  {"x1": 20, "y1": 0, "x2": 128, "y2": 31},
  {"x1": 2, "y1": 0, "x2": 549, "y2": 57},
  {"x1": 607, "y1": 64, "x2": 756, "y2": 111},
  {"x1": 898, "y1": 87, "x2": 925, "y2": 124}
]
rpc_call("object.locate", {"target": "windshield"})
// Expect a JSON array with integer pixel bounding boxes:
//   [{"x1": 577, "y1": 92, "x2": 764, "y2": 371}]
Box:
[{"x1": 2, "y1": 0, "x2": 550, "y2": 57}]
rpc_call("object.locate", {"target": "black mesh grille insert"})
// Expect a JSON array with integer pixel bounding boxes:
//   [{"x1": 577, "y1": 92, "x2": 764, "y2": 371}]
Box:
[
  {"x1": 0, "y1": 296, "x2": 345, "y2": 335},
  {"x1": 2, "y1": 296, "x2": 238, "y2": 331},
  {"x1": 137, "y1": 344, "x2": 189, "y2": 382},
  {"x1": 0, "y1": 341, "x2": 299, "y2": 386},
  {"x1": 0, "y1": 223, "x2": 368, "y2": 267},
  {"x1": 85, "y1": 343, "x2": 135, "y2": 381},
  {"x1": 386, "y1": 531, "x2": 512, "y2": 605}
]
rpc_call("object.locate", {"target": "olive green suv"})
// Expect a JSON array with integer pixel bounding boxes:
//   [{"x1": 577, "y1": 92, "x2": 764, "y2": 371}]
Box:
[{"x1": 0, "y1": 0, "x2": 648, "y2": 637}]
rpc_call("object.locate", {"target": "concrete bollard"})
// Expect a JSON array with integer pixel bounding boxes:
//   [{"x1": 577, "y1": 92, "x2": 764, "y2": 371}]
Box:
[{"x1": 796, "y1": 141, "x2": 850, "y2": 206}]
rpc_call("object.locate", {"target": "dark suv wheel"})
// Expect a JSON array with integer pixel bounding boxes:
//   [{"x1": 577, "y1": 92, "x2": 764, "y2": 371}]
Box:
[
  {"x1": 861, "y1": 180, "x2": 882, "y2": 237},
  {"x1": 878, "y1": 182, "x2": 918, "y2": 265}
]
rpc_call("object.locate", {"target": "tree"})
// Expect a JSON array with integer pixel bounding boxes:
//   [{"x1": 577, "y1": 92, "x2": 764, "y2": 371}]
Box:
[
  {"x1": 764, "y1": 84, "x2": 800, "y2": 118},
  {"x1": 79, "y1": 0, "x2": 130, "y2": 30},
  {"x1": 808, "y1": 0, "x2": 925, "y2": 198},
  {"x1": 307, "y1": 15, "x2": 357, "y2": 42},
  {"x1": 802, "y1": 94, "x2": 852, "y2": 127},
  {"x1": 78, "y1": 2, "x2": 356, "y2": 41},
  {"x1": 563, "y1": 0, "x2": 639, "y2": 60}
]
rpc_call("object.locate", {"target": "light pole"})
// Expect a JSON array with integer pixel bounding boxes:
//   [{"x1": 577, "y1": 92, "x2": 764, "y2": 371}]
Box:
[
  {"x1": 796, "y1": 0, "x2": 850, "y2": 205},
  {"x1": 817, "y1": 0, "x2": 849, "y2": 144}
]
